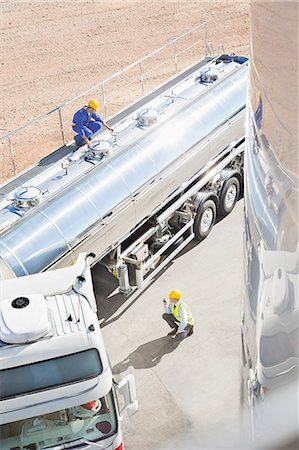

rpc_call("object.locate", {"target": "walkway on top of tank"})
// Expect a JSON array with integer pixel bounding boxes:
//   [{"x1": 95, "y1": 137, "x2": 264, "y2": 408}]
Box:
[{"x1": 0, "y1": 58, "x2": 211, "y2": 197}]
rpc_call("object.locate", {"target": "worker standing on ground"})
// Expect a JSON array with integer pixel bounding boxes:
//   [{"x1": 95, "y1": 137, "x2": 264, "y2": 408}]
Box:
[
  {"x1": 72, "y1": 99, "x2": 114, "y2": 147},
  {"x1": 162, "y1": 289, "x2": 194, "y2": 342}
]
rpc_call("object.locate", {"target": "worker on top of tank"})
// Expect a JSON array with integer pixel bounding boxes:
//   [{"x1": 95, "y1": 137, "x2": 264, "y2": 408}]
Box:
[
  {"x1": 72, "y1": 99, "x2": 114, "y2": 147},
  {"x1": 162, "y1": 289, "x2": 194, "y2": 342}
]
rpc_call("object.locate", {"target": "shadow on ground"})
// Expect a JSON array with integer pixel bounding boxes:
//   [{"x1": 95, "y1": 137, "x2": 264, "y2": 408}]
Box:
[
  {"x1": 92, "y1": 262, "x2": 173, "y2": 328},
  {"x1": 112, "y1": 335, "x2": 179, "y2": 373}
]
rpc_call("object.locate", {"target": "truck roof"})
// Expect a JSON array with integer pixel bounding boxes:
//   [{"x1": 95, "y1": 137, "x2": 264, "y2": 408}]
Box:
[
  {"x1": 0, "y1": 254, "x2": 100, "y2": 367},
  {"x1": 0, "y1": 286, "x2": 98, "y2": 364},
  {"x1": 0, "y1": 254, "x2": 111, "y2": 424}
]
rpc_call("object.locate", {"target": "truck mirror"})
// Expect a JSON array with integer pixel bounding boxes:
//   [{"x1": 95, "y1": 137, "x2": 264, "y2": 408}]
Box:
[
  {"x1": 125, "y1": 400, "x2": 138, "y2": 417},
  {"x1": 116, "y1": 374, "x2": 138, "y2": 417}
]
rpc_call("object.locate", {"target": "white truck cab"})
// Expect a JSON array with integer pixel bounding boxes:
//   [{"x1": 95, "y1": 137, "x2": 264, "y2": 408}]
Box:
[{"x1": 0, "y1": 253, "x2": 138, "y2": 450}]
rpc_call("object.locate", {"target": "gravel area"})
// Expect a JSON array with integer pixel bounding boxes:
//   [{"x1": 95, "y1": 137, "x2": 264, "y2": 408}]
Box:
[{"x1": 0, "y1": 0, "x2": 249, "y2": 180}]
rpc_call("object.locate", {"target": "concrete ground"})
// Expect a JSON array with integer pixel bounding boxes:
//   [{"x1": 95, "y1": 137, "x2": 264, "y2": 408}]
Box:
[{"x1": 92, "y1": 200, "x2": 244, "y2": 449}]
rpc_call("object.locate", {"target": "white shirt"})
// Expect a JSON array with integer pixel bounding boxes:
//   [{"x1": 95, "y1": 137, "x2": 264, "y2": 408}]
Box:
[{"x1": 164, "y1": 299, "x2": 189, "y2": 333}]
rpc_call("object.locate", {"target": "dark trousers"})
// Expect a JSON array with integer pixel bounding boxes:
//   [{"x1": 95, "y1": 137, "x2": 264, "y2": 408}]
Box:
[
  {"x1": 73, "y1": 121, "x2": 102, "y2": 143},
  {"x1": 162, "y1": 313, "x2": 193, "y2": 342}
]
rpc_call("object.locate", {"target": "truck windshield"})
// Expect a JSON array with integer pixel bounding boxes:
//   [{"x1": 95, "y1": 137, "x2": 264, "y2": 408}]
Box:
[
  {"x1": 0, "y1": 349, "x2": 102, "y2": 400},
  {"x1": 0, "y1": 391, "x2": 117, "y2": 450}
]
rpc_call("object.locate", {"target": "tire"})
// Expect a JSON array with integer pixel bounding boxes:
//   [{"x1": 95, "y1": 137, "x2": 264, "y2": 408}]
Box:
[
  {"x1": 194, "y1": 199, "x2": 217, "y2": 241},
  {"x1": 218, "y1": 176, "x2": 240, "y2": 216}
]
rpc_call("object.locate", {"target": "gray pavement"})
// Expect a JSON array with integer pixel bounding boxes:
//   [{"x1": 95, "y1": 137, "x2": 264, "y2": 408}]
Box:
[{"x1": 92, "y1": 201, "x2": 244, "y2": 449}]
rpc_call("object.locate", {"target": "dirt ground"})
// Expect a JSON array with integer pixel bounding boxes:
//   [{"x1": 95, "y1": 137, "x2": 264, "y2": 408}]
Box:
[{"x1": 0, "y1": 0, "x2": 249, "y2": 181}]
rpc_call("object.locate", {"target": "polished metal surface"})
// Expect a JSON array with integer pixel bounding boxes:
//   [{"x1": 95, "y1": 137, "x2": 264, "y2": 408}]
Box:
[
  {"x1": 200, "y1": 208, "x2": 214, "y2": 233},
  {"x1": 224, "y1": 185, "x2": 237, "y2": 209},
  {"x1": 137, "y1": 108, "x2": 159, "y2": 127},
  {"x1": 242, "y1": 1, "x2": 298, "y2": 444},
  {"x1": 0, "y1": 57, "x2": 248, "y2": 278}
]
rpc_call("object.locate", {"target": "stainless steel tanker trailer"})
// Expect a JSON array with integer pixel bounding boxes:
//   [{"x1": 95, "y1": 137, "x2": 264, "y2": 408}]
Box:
[{"x1": 0, "y1": 54, "x2": 248, "y2": 292}]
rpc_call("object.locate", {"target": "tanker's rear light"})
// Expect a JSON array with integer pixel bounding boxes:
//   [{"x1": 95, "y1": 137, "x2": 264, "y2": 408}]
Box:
[{"x1": 113, "y1": 442, "x2": 123, "y2": 450}]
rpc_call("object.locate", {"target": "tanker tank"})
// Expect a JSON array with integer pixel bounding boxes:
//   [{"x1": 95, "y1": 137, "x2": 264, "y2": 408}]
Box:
[{"x1": 0, "y1": 55, "x2": 248, "y2": 279}]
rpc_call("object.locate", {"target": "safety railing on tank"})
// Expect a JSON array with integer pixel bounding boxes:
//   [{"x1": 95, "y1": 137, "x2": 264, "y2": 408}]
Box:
[{"x1": 0, "y1": 21, "x2": 210, "y2": 184}]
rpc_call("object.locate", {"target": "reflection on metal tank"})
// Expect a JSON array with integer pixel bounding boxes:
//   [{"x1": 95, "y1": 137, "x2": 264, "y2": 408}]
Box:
[
  {"x1": 242, "y1": 0, "x2": 298, "y2": 442},
  {"x1": 0, "y1": 57, "x2": 248, "y2": 278}
]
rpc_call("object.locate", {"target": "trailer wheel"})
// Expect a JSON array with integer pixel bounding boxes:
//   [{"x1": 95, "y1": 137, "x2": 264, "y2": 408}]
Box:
[
  {"x1": 194, "y1": 199, "x2": 217, "y2": 241},
  {"x1": 219, "y1": 176, "x2": 240, "y2": 216}
]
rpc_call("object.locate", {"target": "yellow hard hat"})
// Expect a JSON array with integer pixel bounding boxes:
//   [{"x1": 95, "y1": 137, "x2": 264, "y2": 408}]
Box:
[
  {"x1": 88, "y1": 99, "x2": 100, "y2": 110},
  {"x1": 168, "y1": 289, "x2": 182, "y2": 299}
]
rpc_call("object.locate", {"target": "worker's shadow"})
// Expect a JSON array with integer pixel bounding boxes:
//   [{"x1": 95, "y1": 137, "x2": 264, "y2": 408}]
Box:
[{"x1": 113, "y1": 335, "x2": 179, "y2": 373}]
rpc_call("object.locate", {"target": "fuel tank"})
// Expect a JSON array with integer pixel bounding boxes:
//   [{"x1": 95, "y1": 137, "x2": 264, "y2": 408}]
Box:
[{"x1": 0, "y1": 56, "x2": 248, "y2": 278}]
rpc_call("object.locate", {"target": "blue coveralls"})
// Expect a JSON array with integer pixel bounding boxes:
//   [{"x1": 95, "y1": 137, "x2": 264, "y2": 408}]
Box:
[{"x1": 72, "y1": 106, "x2": 104, "y2": 144}]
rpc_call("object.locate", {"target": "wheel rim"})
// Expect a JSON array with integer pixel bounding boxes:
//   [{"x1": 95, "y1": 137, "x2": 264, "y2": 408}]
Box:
[
  {"x1": 224, "y1": 184, "x2": 237, "y2": 210},
  {"x1": 200, "y1": 207, "x2": 214, "y2": 233}
]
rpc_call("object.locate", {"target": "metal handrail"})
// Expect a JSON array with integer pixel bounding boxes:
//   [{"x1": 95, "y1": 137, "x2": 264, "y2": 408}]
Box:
[{"x1": 0, "y1": 21, "x2": 209, "y2": 180}]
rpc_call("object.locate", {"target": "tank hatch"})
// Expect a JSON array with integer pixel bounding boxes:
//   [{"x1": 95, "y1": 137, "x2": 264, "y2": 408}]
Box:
[
  {"x1": 13, "y1": 186, "x2": 42, "y2": 209},
  {"x1": 197, "y1": 67, "x2": 219, "y2": 84},
  {"x1": 0, "y1": 294, "x2": 51, "y2": 344},
  {"x1": 137, "y1": 108, "x2": 159, "y2": 127},
  {"x1": 85, "y1": 139, "x2": 112, "y2": 160}
]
